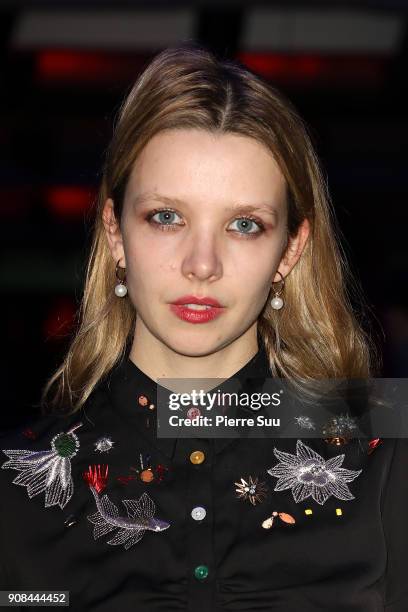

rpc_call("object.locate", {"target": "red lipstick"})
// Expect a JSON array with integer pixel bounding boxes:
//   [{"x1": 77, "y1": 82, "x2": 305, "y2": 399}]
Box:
[{"x1": 169, "y1": 295, "x2": 226, "y2": 324}]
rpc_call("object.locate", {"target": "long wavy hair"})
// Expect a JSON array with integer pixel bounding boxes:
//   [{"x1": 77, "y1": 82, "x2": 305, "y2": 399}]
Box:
[{"x1": 40, "y1": 43, "x2": 382, "y2": 416}]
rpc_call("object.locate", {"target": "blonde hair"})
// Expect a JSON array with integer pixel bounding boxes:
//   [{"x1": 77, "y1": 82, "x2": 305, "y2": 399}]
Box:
[{"x1": 40, "y1": 43, "x2": 381, "y2": 416}]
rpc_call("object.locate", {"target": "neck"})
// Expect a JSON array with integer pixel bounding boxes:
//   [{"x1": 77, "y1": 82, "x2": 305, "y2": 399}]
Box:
[{"x1": 128, "y1": 319, "x2": 259, "y2": 383}]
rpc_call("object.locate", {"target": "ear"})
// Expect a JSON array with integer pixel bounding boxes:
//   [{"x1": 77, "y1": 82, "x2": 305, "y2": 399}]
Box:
[
  {"x1": 273, "y1": 218, "x2": 310, "y2": 282},
  {"x1": 102, "y1": 198, "x2": 126, "y2": 267}
]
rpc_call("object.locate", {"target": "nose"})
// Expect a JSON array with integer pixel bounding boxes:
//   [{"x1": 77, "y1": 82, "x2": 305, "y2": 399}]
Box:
[{"x1": 181, "y1": 234, "x2": 223, "y2": 282}]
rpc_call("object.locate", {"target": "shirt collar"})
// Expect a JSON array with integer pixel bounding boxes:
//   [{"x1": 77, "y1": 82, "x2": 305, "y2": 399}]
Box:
[{"x1": 103, "y1": 341, "x2": 272, "y2": 459}]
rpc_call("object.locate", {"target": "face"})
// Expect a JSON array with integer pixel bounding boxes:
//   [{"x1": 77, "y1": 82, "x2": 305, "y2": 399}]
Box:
[{"x1": 103, "y1": 128, "x2": 309, "y2": 357}]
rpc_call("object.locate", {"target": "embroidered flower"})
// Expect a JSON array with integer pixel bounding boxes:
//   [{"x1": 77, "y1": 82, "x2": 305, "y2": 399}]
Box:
[
  {"x1": 234, "y1": 475, "x2": 268, "y2": 505},
  {"x1": 267, "y1": 439, "x2": 362, "y2": 505},
  {"x1": 1, "y1": 423, "x2": 82, "y2": 509}
]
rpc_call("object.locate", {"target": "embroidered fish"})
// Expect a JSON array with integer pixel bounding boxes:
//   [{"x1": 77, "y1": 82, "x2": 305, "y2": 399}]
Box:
[
  {"x1": 1, "y1": 422, "x2": 82, "y2": 509},
  {"x1": 267, "y1": 439, "x2": 362, "y2": 506},
  {"x1": 83, "y1": 464, "x2": 170, "y2": 550}
]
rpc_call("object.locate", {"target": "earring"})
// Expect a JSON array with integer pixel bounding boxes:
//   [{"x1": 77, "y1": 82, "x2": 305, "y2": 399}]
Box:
[
  {"x1": 270, "y1": 271, "x2": 285, "y2": 310},
  {"x1": 114, "y1": 259, "x2": 128, "y2": 297}
]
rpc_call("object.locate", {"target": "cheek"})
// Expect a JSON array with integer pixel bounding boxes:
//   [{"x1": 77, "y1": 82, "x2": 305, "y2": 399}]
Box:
[
  {"x1": 229, "y1": 270, "x2": 273, "y2": 314},
  {"x1": 249, "y1": 275, "x2": 274, "y2": 302},
  {"x1": 127, "y1": 231, "x2": 178, "y2": 270},
  {"x1": 125, "y1": 235, "x2": 162, "y2": 276},
  {"x1": 233, "y1": 251, "x2": 279, "y2": 288},
  {"x1": 125, "y1": 247, "x2": 175, "y2": 306}
]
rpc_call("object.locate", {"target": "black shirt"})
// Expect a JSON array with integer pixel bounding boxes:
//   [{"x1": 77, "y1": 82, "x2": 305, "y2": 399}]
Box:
[{"x1": 0, "y1": 344, "x2": 407, "y2": 611}]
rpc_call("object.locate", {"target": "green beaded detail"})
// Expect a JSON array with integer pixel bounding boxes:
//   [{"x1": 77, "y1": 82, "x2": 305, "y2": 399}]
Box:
[
  {"x1": 194, "y1": 565, "x2": 209, "y2": 581},
  {"x1": 54, "y1": 433, "x2": 77, "y2": 458}
]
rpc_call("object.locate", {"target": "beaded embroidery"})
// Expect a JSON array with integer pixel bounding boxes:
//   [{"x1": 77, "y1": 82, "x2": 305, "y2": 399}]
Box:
[
  {"x1": 94, "y1": 437, "x2": 115, "y2": 453},
  {"x1": 267, "y1": 439, "x2": 362, "y2": 505},
  {"x1": 234, "y1": 475, "x2": 268, "y2": 505},
  {"x1": 294, "y1": 416, "x2": 316, "y2": 430},
  {"x1": 261, "y1": 511, "x2": 296, "y2": 529},
  {"x1": 1, "y1": 423, "x2": 82, "y2": 509}
]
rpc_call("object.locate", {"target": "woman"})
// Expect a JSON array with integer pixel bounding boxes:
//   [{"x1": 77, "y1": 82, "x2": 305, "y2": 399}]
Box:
[{"x1": 0, "y1": 44, "x2": 406, "y2": 611}]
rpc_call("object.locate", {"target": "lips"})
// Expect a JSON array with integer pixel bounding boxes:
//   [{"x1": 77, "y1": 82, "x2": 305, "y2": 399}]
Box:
[
  {"x1": 171, "y1": 295, "x2": 223, "y2": 308},
  {"x1": 169, "y1": 294, "x2": 225, "y2": 324}
]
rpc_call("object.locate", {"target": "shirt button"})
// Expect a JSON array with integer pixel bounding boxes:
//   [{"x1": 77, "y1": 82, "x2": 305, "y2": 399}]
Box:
[
  {"x1": 194, "y1": 565, "x2": 209, "y2": 581},
  {"x1": 191, "y1": 506, "x2": 206, "y2": 521},
  {"x1": 189, "y1": 450, "x2": 205, "y2": 465}
]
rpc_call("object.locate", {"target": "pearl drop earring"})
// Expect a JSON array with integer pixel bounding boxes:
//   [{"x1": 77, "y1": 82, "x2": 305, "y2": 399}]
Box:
[
  {"x1": 270, "y1": 271, "x2": 285, "y2": 310},
  {"x1": 114, "y1": 259, "x2": 128, "y2": 297}
]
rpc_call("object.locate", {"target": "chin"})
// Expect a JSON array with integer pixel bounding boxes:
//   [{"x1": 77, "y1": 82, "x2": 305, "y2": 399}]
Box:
[{"x1": 161, "y1": 332, "x2": 228, "y2": 358}]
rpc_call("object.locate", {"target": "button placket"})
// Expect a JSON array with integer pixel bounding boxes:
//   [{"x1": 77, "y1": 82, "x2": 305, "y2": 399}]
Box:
[{"x1": 183, "y1": 439, "x2": 214, "y2": 610}]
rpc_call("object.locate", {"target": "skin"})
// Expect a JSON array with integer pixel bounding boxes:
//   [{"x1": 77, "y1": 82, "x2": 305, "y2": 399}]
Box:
[{"x1": 102, "y1": 128, "x2": 310, "y2": 382}]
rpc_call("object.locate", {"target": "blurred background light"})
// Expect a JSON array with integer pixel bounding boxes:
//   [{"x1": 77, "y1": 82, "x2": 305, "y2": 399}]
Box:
[{"x1": 1, "y1": 1, "x2": 407, "y2": 428}]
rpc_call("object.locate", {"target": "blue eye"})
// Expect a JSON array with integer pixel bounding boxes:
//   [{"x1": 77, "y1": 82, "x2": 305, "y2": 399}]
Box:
[
  {"x1": 152, "y1": 210, "x2": 182, "y2": 225},
  {"x1": 229, "y1": 218, "x2": 263, "y2": 234},
  {"x1": 146, "y1": 208, "x2": 265, "y2": 237}
]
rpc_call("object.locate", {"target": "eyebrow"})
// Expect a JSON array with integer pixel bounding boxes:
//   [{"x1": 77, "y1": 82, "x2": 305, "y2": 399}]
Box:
[{"x1": 133, "y1": 193, "x2": 278, "y2": 216}]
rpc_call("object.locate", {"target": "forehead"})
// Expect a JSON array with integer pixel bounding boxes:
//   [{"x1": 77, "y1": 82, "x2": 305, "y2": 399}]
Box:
[{"x1": 126, "y1": 129, "x2": 287, "y2": 207}]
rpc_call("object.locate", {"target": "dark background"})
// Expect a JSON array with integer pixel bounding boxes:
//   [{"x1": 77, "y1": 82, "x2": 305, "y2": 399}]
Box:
[{"x1": 1, "y1": 0, "x2": 407, "y2": 428}]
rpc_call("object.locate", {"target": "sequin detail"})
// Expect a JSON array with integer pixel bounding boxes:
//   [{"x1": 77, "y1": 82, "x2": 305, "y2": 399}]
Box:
[
  {"x1": 267, "y1": 439, "x2": 362, "y2": 505},
  {"x1": 84, "y1": 465, "x2": 170, "y2": 549},
  {"x1": 1, "y1": 422, "x2": 82, "y2": 509}
]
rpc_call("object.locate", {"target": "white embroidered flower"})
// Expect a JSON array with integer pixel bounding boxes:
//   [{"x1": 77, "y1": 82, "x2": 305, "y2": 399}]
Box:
[
  {"x1": 1, "y1": 423, "x2": 82, "y2": 509},
  {"x1": 267, "y1": 439, "x2": 362, "y2": 505}
]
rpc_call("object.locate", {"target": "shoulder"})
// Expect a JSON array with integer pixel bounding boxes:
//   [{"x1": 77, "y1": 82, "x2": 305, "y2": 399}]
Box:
[
  {"x1": 0, "y1": 409, "x2": 83, "y2": 452},
  {"x1": 0, "y1": 382, "x2": 114, "y2": 473},
  {"x1": 0, "y1": 384, "x2": 112, "y2": 511},
  {"x1": 0, "y1": 381, "x2": 112, "y2": 448},
  {"x1": 0, "y1": 410, "x2": 84, "y2": 494}
]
